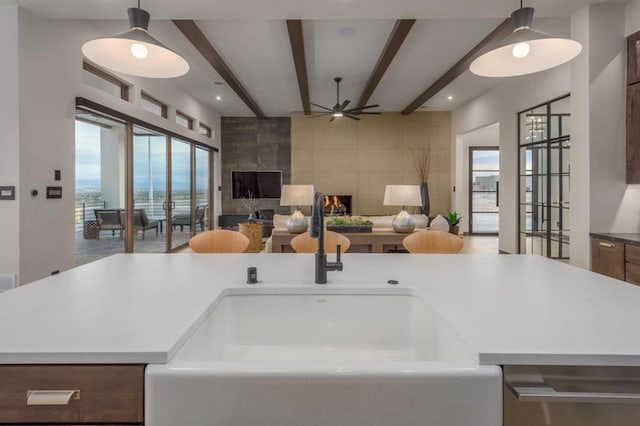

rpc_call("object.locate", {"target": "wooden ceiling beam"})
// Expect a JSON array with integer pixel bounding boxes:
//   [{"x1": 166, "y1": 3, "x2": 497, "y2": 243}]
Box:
[
  {"x1": 173, "y1": 20, "x2": 267, "y2": 120},
  {"x1": 401, "y1": 18, "x2": 513, "y2": 115},
  {"x1": 286, "y1": 20, "x2": 311, "y2": 115},
  {"x1": 356, "y1": 19, "x2": 416, "y2": 109}
]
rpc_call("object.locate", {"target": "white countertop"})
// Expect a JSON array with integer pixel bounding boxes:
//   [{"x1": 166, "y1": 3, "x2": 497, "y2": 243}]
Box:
[{"x1": 0, "y1": 253, "x2": 639, "y2": 366}]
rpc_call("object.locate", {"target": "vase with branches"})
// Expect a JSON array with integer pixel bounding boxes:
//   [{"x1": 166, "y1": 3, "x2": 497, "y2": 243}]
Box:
[
  {"x1": 240, "y1": 191, "x2": 258, "y2": 221},
  {"x1": 411, "y1": 143, "x2": 431, "y2": 216}
]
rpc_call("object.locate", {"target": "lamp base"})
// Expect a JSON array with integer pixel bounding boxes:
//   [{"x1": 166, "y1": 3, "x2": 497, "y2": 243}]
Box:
[
  {"x1": 287, "y1": 210, "x2": 308, "y2": 234},
  {"x1": 392, "y1": 209, "x2": 415, "y2": 233}
]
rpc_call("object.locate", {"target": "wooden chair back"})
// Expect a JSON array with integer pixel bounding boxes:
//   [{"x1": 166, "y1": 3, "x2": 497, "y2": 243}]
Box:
[
  {"x1": 402, "y1": 230, "x2": 464, "y2": 254},
  {"x1": 189, "y1": 230, "x2": 250, "y2": 253},
  {"x1": 291, "y1": 231, "x2": 351, "y2": 254}
]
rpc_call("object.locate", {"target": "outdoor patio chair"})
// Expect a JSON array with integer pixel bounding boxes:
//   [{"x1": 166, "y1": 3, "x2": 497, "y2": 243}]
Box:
[
  {"x1": 133, "y1": 209, "x2": 159, "y2": 239},
  {"x1": 94, "y1": 209, "x2": 123, "y2": 240},
  {"x1": 173, "y1": 205, "x2": 207, "y2": 231}
]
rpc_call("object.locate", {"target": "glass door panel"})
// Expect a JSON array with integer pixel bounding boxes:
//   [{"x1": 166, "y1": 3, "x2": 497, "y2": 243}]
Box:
[
  {"x1": 132, "y1": 126, "x2": 168, "y2": 253},
  {"x1": 195, "y1": 147, "x2": 210, "y2": 234},
  {"x1": 469, "y1": 147, "x2": 499, "y2": 234},
  {"x1": 171, "y1": 139, "x2": 192, "y2": 249},
  {"x1": 74, "y1": 113, "x2": 126, "y2": 266},
  {"x1": 518, "y1": 96, "x2": 570, "y2": 260}
]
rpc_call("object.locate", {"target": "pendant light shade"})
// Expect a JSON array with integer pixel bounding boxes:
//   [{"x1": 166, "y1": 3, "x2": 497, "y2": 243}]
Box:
[
  {"x1": 470, "y1": 6, "x2": 582, "y2": 78},
  {"x1": 82, "y1": 7, "x2": 189, "y2": 78}
]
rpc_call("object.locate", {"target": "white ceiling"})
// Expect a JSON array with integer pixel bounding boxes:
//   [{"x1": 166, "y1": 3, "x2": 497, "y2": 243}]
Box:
[{"x1": 8, "y1": 0, "x2": 623, "y2": 117}]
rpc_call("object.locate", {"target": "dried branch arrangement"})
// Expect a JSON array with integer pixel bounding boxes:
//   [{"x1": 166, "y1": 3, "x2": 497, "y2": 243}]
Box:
[
  {"x1": 411, "y1": 143, "x2": 431, "y2": 183},
  {"x1": 240, "y1": 191, "x2": 258, "y2": 215}
]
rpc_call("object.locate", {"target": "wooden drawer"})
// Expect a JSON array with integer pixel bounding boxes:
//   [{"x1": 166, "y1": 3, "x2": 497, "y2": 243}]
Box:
[
  {"x1": 0, "y1": 365, "x2": 144, "y2": 424},
  {"x1": 591, "y1": 238, "x2": 625, "y2": 280},
  {"x1": 625, "y1": 243, "x2": 640, "y2": 264},
  {"x1": 626, "y1": 262, "x2": 640, "y2": 286}
]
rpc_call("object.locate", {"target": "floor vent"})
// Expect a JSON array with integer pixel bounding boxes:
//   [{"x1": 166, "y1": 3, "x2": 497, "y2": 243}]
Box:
[{"x1": 0, "y1": 274, "x2": 17, "y2": 292}]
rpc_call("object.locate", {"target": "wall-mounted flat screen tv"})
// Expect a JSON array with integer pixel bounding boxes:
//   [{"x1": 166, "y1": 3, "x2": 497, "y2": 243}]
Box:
[{"x1": 232, "y1": 171, "x2": 282, "y2": 199}]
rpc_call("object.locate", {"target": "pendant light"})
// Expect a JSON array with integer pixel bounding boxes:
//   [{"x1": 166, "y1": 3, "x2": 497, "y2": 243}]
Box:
[
  {"x1": 81, "y1": 1, "x2": 189, "y2": 78},
  {"x1": 470, "y1": 1, "x2": 582, "y2": 78}
]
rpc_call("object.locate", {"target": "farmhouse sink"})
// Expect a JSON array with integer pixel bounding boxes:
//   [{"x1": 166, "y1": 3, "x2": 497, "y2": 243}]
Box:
[{"x1": 146, "y1": 289, "x2": 502, "y2": 426}]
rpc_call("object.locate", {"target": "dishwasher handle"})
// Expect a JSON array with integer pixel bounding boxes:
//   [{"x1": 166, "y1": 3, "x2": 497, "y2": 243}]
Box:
[{"x1": 507, "y1": 383, "x2": 640, "y2": 404}]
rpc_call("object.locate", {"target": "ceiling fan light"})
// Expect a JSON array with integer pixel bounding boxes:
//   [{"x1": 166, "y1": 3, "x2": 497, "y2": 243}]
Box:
[
  {"x1": 81, "y1": 7, "x2": 189, "y2": 78},
  {"x1": 469, "y1": 6, "x2": 582, "y2": 78},
  {"x1": 333, "y1": 112, "x2": 343, "y2": 117}
]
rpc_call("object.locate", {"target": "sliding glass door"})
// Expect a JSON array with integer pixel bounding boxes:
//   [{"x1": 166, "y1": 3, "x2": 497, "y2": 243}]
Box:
[{"x1": 75, "y1": 105, "x2": 214, "y2": 265}]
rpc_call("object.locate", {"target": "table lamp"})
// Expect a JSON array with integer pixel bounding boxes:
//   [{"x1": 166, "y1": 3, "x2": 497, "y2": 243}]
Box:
[
  {"x1": 280, "y1": 184, "x2": 315, "y2": 234},
  {"x1": 383, "y1": 185, "x2": 422, "y2": 233}
]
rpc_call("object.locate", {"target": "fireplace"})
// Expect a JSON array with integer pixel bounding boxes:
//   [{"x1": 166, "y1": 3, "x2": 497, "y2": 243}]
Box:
[{"x1": 323, "y1": 195, "x2": 352, "y2": 216}]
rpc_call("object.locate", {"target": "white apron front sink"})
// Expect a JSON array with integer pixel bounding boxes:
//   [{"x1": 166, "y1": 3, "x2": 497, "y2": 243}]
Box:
[{"x1": 146, "y1": 289, "x2": 502, "y2": 426}]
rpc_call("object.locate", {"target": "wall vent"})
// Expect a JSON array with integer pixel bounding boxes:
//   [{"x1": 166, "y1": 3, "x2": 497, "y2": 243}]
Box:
[{"x1": 0, "y1": 274, "x2": 17, "y2": 292}]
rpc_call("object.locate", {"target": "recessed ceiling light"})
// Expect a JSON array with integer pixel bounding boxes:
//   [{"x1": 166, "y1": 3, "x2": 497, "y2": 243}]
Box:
[
  {"x1": 447, "y1": 96, "x2": 453, "y2": 100},
  {"x1": 215, "y1": 96, "x2": 222, "y2": 101}
]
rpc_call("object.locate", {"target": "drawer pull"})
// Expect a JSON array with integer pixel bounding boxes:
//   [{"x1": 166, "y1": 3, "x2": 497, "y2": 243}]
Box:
[
  {"x1": 507, "y1": 384, "x2": 640, "y2": 404},
  {"x1": 599, "y1": 242, "x2": 615, "y2": 248},
  {"x1": 27, "y1": 390, "x2": 80, "y2": 405}
]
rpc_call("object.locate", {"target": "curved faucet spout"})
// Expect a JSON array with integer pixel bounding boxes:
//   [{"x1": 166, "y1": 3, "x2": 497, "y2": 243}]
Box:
[{"x1": 310, "y1": 192, "x2": 342, "y2": 284}]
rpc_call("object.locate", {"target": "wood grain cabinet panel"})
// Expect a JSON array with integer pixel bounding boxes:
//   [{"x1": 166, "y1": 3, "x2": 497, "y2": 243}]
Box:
[
  {"x1": 625, "y1": 262, "x2": 640, "y2": 286},
  {"x1": 591, "y1": 238, "x2": 625, "y2": 280},
  {"x1": 627, "y1": 84, "x2": 640, "y2": 184},
  {"x1": 0, "y1": 365, "x2": 144, "y2": 424},
  {"x1": 629, "y1": 31, "x2": 640, "y2": 85},
  {"x1": 625, "y1": 244, "x2": 640, "y2": 264}
]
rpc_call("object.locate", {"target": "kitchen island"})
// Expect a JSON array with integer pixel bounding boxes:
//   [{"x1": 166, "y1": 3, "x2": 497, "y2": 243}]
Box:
[{"x1": 0, "y1": 253, "x2": 639, "y2": 426}]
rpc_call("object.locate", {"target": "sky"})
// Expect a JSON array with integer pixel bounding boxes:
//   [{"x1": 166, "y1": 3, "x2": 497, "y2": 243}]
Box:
[{"x1": 75, "y1": 121, "x2": 209, "y2": 194}]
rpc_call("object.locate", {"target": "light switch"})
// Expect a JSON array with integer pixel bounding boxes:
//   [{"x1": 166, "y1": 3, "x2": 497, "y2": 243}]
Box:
[{"x1": 0, "y1": 186, "x2": 15, "y2": 200}]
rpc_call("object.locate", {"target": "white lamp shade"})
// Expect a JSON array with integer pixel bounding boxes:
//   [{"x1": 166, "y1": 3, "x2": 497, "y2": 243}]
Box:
[
  {"x1": 82, "y1": 31, "x2": 190, "y2": 78},
  {"x1": 383, "y1": 185, "x2": 422, "y2": 207},
  {"x1": 280, "y1": 185, "x2": 315, "y2": 206},
  {"x1": 470, "y1": 32, "x2": 582, "y2": 78}
]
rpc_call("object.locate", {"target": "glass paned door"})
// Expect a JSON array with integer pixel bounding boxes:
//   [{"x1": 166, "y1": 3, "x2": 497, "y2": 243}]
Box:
[
  {"x1": 518, "y1": 96, "x2": 570, "y2": 260},
  {"x1": 132, "y1": 126, "x2": 168, "y2": 253},
  {"x1": 170, "y1": 139, "x2": 193, "y2": 249},
  {"x1": 469, "y1": 147, "x2": 499, "y2": 234}
]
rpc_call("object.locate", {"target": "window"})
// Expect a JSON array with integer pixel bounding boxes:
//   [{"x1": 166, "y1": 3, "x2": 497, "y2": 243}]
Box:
[
  {"x1": 141, "y1": 92, "x2": 168, "y2": 118},
  {"x1": 176, "y1": 111, "x2": 194, "y2": 130},
  {"x1": 199, "y1": 123, "x2": 212, "y2": 138},
  {"x1": 82, "y1": 62, "x2": 129, "y2": 101}
]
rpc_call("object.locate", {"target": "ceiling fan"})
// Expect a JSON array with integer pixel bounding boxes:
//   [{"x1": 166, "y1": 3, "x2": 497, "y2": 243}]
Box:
[{"x1": 310, "y1": 77, "x2": 381, "y2": 121}]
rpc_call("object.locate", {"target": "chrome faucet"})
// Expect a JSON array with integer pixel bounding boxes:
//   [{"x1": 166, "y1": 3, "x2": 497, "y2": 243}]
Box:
[{"x1": 311, "y1": 192, "x2": 343, "y2": 284}]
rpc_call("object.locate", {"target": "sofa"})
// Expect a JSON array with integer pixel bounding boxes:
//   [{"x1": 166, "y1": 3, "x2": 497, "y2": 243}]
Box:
[{"x1": 265, "y1": 214, "x2": 429, "y2": 253}]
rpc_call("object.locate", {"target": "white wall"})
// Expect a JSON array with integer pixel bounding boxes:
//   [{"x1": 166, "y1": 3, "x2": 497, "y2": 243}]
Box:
[
  {"x1": 455, "y1": 123, "x2": 499, "y2": 234},
  {"x1": 9, "y1": 8, "x2": 221, "y2": 284},
  {"x1": 571, "y1": 3, "x2": 637, "y2": 269},
  {"x1": 453, "y1": 65, "x2": 571, "y2": 254},
  {"x1": 0, "y1": 5, "x2": 20, "y2": 282}
]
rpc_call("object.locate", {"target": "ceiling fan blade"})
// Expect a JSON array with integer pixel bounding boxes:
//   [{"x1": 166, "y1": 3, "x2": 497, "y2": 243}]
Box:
[
  {"x1": 329, "y1": 115, "x2": 336, "y2": 122},
  {"x1": 341, "y1": 100, "x2": 351, "y2": 110},
  {"x1": 305, "y1": 113, "x2": 333, "y2": 118},
  {"x1": 310, "y1": 102, "x2": 333, "y2": 112},
  {"x1": 345, "y1": 104, "x2": 380, "y2": 112},
  {"x1": 353, "y1": 111, "x2": 381, "y2": 115},
  {"x1": 344, "y1": 114, "x2": 361, "y2": 121}
]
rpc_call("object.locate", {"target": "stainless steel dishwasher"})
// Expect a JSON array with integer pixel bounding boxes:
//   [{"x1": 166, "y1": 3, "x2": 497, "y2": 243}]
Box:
[{"x1": 504, "y1": 365, "x2": 640, "y2": 425}]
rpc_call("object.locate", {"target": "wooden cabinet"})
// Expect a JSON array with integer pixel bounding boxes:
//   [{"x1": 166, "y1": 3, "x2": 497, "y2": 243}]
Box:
[
  {"x1": 0, "y1": 365, "x2": 144, "y2": 425},
  {"x1": 627, "y1": 84, "x2": 640, "y2": 183},
  {"x1": 591, "y1": 237, "x2": 625, "y2": 280},
  {"x1": 628, "y1": 31, "x2": 640, "y2": 85},
  {"x1": 591, "y1": 236, "x2": 640, "y2": 286}
]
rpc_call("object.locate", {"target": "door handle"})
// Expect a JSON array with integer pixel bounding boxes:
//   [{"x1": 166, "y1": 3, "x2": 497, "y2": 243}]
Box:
[
  {"x1": 496, "y1": 181, "x2": 499, "y2": 208},
  {"x1": 599, "y1": 242, "x2": 615, "y2": 248},
  {"x1": 507, "y1": 383, "x2": 640, "y2": 404}
]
